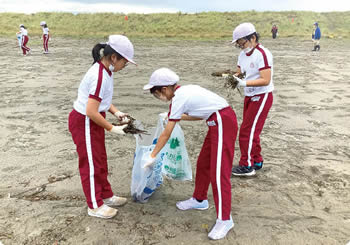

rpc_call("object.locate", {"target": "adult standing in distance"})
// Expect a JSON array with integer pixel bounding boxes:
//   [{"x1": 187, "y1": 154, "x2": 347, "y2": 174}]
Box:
[
  {"x1": 312, "y1": 22, "x2": 321, "y2": 51},
  {"x1": 271, "y1": 24, "x2": 278, "y2": 39}
]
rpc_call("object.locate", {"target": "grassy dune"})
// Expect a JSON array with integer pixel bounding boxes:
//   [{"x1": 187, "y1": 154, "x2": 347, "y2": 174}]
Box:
[{"x1": 1, "y1": 11, "x2": 349, "y2": 39}]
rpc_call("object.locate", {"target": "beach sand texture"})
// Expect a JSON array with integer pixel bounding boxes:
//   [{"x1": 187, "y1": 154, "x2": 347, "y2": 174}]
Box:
[{"x1": 0, "y1": 37, "x2": 349, "y2": 244}]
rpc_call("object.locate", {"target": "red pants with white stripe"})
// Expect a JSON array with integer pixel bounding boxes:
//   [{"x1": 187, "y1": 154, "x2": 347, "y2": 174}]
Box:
[
  {"x1": 21, "y1": 35, "x2": 30, "y2": 55},
  {"x1": 43, "y1": 34, "x2": 49, "y2": 52},
  {"x1": 68, "y1": 109, "x2": 113, "y2": 209},
  {"x1": 239, "y1": 92, "x2": 273, "y2": 167},
  {"x1": 193, "y1": 106, "x2": 238, "y2": 221}
]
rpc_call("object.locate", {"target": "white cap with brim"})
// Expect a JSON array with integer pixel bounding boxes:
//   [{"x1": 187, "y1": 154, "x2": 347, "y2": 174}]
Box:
[
  {"x1": 107, "y1": 35, "x2": 136, "y2": 65},
  {"x1": 231, "y1": 22, "x2": 256, "y2": 43},
  {"x1": 19, "y1": 24, "x2": 24, "y2": 27},
  {"x1": 40, "y1": 21, "x2": 46, "y2": 26},
  {"x1": 143, "y1": 68, "x2": 179, "y2": 90}
]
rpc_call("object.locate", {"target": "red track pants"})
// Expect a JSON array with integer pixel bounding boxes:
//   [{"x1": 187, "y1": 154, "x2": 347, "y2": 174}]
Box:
[{"x1": 193, "y1": 106, "x2": 238, "y2": 220}]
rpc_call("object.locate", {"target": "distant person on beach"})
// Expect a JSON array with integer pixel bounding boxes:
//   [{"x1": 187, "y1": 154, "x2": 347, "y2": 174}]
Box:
[
  {"x1": 40, "y1": 21, "x2": 50, "y2": 54},
  {"x1": 16, "y1": 24, "x2": 31, "y2": 56},
  {"x1": 271, "y1": 25, "x2": 278, "y2": 39},
  {"x1": 312, "y1": 22, "x2": 321, "y2": 51},
  {"x1": 230, "y1": 22, "x2": 274, "y2": 177},
  {"x1": 68, "y1": 35, "x2": 136, "y2": 219},
  {"x1": 143, "y1": 68, "x2": 238, "y2": 240}
]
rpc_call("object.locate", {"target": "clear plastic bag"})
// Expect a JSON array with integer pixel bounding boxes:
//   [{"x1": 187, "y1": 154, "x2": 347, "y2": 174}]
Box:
[{"x1": 131, "y1": 120, "x2": 163, "y2": 203}]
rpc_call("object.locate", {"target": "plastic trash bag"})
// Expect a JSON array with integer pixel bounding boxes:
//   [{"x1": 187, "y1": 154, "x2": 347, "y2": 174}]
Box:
[
  {"x1": 131, "y1": 119, "x2": 164, "y2": 203},
  {"x1": 158, "y1": 113, "x2": 192, "y2": 181},
  {"x1": 131, "y1": 112, "x2": 192, "y2": 203}
]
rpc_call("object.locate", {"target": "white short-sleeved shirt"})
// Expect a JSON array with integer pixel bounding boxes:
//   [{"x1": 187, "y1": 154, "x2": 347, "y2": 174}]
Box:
[
  {"x1": 237, "y1": 44, "x2": 274, "y2": 97},
  {"x1": 42, "y1": 27, "x2": 49, "y2": 35},
  {"x1": 168, "y1": 85, "x2": 229, "y2": 121},
  {"x1": 73, "y1": 62, "x2": 114, "y2": 115},
  {"x1": 20, "y1": 27, "x2": 28, "y2": 36}
]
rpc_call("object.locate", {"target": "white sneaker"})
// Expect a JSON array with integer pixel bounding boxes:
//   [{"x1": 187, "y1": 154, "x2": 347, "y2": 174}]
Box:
[
  {"x1": 176, "y1": 197, "x2": 209, "y2": 210},
  {"x1": 103, "y1": 195, "x2": 127, "y2": 207},
  {"x1": 208, "y1": 216, "x2": 234, "y2": 240},
  {"x1": 88, "y1": 204, "x2": 117, "y2": 219}
]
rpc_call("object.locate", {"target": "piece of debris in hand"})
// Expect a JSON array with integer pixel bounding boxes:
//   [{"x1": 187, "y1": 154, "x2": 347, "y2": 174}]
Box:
[
  {"x1": 113, "y1": 115, "x2": 149, "y2": 135},
  {"x1": 224, "y1": 72, "x2": 246, "y2": 90},
  {"x1": 211, "y1": 69, "x2": 236, "y2": 77},
  {"x1": 221, "y1": 72, "x2": 246, "y2": 95}
]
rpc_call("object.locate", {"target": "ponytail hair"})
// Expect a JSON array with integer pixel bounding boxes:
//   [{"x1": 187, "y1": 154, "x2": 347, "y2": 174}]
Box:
[
  {"x1": 92, "y1": 43, "x2": 107, "y2": 64},
  {"x1": 91, "y1": 43, "x2": 124, "y2": 64}
]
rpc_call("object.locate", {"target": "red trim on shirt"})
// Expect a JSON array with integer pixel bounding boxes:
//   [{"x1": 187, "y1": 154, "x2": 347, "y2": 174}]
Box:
[
  {"x1": 168, "y1": 103, "x2": 172, "y2": 118},
  {"x1": 168, "y1": 86, "x2": 182, "y2": 121},
  {"x1": 167, "y1": 102, "x2": 181, "y2": 121},
  {"x1": 245, "y1": 45, "x2": 257, "y2": 56},
  {"x1": 89, "y1": 94, "x2": 102, "y2": 102},
  {"x1": 256, "y1": 44, "x2": 270, "y2": 70},
  {"x1": 259, "y1": 66, "x2": 271, "y2": 71},
  {"x1": 98, "y1": 61, "x2": 112, "y2": 76},
  {"x1": 94, "y1": 64, "x2": 104, "y2": 98}
]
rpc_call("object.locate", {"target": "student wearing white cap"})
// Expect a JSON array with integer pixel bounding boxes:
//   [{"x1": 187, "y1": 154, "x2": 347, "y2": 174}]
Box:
[
  {"x1": 143, "y1": 68, "x2": 238, "y2": 240},
  {"x1": 230, "y1": 23, "x2": 274, "y2": 177},
  {"x1": 40, "y1": 21, "x2": 50, "y2": 54},
  {"x1": 16, "y1": 24, "x2": 31, "y2": 56},
  {"x1": 68, "y1": 35, "x2": 136, "y2": 219}
]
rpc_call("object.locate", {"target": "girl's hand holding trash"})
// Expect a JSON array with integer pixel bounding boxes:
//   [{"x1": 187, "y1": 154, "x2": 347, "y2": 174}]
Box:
[
  {"x1": 114, "y1": 111, "x2": 130, "y2": 124},
  {"x1": 109, "y1": 125, "x2": 127, "y2": 135},
  {"x1": 232, "y1": 75, "x2": 247, "y2": 87}
]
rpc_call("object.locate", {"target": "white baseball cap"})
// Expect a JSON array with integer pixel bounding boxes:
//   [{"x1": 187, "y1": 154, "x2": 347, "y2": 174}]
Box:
[
  {"x1": 107, "y1": 35, "x2": 136, "y2": 65},
  {"x1": 231, "y1": 22, "x2": 256, "y2": 43},
  {"x1": 40, "y1": 21, "x2": 46, "y2": 26},
  {"x1": 143, "y1": 68, "x2": 179, "y2": 90},
  {"x1": 19, "y1": 24, "x2": 24, "y2": 28}
]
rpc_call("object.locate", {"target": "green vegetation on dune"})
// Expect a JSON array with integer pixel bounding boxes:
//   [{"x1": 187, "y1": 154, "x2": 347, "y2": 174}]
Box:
[{"x1": 1, "y1": 11, "x2": 349, "y2": 39}]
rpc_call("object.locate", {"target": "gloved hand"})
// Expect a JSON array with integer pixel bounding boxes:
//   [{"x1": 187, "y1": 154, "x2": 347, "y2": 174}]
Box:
[
  {"x1": 232, "y1": 75, "x2": 247, "y2": 87},
  {"x1": 109, "y1": 125, "x2": 127, "y2": 135},
  {"x1": 114, "y1": 111, "x2": 130, "y2": 124},
  {"x1": 142, "y1": 153, "x2": 156, "y2": 168}
]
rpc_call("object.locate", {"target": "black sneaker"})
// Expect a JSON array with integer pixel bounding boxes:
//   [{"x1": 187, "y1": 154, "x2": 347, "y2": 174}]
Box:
[
  {"x1": 231, "y1": 166, "x2": 256, "y2": 176},
  {"x1": 253, "y1": 161, "x2": 263, "y2": 170}
]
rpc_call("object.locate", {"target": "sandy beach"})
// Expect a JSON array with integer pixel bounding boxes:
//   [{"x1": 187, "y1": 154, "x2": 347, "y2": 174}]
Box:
[{"x1": 0, "y1": 36, "x2": 349, "y2": 245}]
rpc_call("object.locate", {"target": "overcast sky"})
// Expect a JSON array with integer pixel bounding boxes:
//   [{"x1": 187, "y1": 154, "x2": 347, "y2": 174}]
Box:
[{"x1": 0, "y1": 0, "x2": 349, "y2": 13}]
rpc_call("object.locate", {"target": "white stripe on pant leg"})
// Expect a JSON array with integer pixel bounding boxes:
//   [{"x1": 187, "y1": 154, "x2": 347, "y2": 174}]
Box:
[
  {"x1": 247, "y1": 93, "x2": 268, "y2": 166},
  {"x1": 44, "y1": 36, "x2": 48, "y2": 51},
  {"x1": 215, "y1": 111, "x2": 223, "y2": 220},
  {"x1": 85, "y1": 116, "x2": 98, "y2": 209}
]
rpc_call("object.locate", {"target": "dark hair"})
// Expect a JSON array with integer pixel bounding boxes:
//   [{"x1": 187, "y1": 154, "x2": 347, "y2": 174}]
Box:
[
  {"x1": 91, "y1": 43, "x2": 123, "y2": 64},
  {"x1": 150, "y1": 84, "x2": 176, "y2": 94},
  {"x1": 20, "y1": 25, "x2": 26, "y2": 29},
  {"x1": 43, "y1": 24, "x2": 48, "y2": 28},
  {"x1": 244, "y1": 32, "x2": 260, "y2": 43}
]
